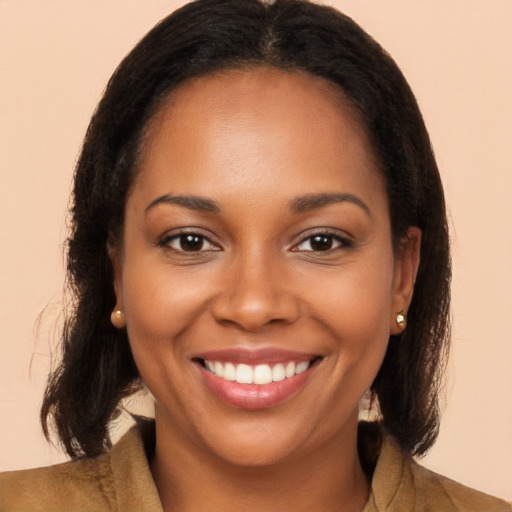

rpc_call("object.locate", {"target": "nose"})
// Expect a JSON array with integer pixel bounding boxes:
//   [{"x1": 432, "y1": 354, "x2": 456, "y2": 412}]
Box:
[{"x1": 211, "y1": 251, "x2": 300, "y2": 332}]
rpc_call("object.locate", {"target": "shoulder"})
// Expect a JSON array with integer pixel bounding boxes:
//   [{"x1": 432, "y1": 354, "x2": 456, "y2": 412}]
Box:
[
  {"x1": 0, "y1": 454, "x2": 114, "y2": 512},
  {"x1": 365, "y1": 428, "x2": 511, "y2": 512},
  {"x1": 407, "y1": 458, "x2": 511, "y2": 512},
  {"x1": 0, "y1": 422, "x2": 161, "y2": 512},
  {"x1": 0, "y1": 453, "x2": 114, "y2": 511}
]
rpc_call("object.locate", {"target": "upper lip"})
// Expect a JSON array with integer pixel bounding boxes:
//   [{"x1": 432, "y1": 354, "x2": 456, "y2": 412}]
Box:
[{"x1": 193, "y1": 347, "x2": 320, "y2": 365}]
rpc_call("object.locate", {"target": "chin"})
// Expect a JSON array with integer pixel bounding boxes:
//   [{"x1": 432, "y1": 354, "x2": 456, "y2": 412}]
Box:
[{"x1": 202, "y1": 428, "x2": 307, "y2": 468}]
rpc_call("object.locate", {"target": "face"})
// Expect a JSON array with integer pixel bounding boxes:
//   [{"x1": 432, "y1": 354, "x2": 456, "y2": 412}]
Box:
[{"x1": 111, "y1": 67, "x2": 419, "y2": 467}]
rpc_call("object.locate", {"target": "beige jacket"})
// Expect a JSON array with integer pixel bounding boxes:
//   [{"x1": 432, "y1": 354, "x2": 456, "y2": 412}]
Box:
[{"x1": 1, "y1": 423, "x2": 510, "y2": 511}]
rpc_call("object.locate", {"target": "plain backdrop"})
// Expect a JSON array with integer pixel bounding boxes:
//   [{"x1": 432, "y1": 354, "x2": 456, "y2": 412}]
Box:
[{"x1": 0, "y1": 0, "x2": 511, "y2": 501}]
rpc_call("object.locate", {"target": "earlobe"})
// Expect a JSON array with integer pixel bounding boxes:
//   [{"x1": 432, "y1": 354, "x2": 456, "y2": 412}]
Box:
[
  {"x1": 108, "y1": 243, "x2": 125, "y2": 329},
  {"x1": 390, "y1": 227, "x2": 421, "y2": 335}
]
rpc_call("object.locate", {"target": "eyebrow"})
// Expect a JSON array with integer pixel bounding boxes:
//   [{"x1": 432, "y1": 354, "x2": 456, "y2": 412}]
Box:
[
  {"x1": 145, "y1": 194, "x2": 221, "y2": 214},
  {"x1": 145, "y1": 192, "x2": 371, "y2": 217},
  {"x1": 289, "y1": 193, "x2": 372, "y2": 217}
]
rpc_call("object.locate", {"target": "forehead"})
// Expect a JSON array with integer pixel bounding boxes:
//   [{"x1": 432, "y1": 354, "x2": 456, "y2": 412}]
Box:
[
  {"x1": 133, "y1": 66, "x2": 384, "y2": 206},
  {"x1": 153, "y1": 66, "x2": 357, "y2": 127}
]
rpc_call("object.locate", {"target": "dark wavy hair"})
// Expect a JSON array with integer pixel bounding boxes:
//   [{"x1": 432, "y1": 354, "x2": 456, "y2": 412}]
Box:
[{"x1": 41, "y1": 0, "x2": 450, "y2": 459}]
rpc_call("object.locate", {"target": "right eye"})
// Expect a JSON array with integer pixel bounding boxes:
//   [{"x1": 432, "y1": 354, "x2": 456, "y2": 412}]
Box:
[{"x1": 163, "y1": 233, "x2": 220, "y2": 252}]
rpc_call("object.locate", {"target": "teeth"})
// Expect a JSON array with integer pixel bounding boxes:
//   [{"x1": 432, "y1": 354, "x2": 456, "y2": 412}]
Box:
[
  {"x1": 214, "y1": 361, "x2": 224, "y2": 378},
  {"x1": 236, "y1": 363, "x2": 253, "y2": 384},
  {"x1": 296, "y1": 361, "x2": 309, "y2": 374},
  {"x1": 272, "y1": 363, "x2": 286, "y2": 382},
  {"x1": 224, "y1": 362, "x2": 236, "y2": 381},
  {"x1": 253, "y1": 364, "x2": 273, "y2": 385},
  {"x1": 204, "y1": 359, "x2": 312, "y2": 385},
  {"x1": 285, "y1": 362, "x2": 296, "y2": 378}
]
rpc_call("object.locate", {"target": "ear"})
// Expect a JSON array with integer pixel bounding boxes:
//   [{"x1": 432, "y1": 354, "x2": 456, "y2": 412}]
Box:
[
  {"x1": 108, "y1": 243, "x2": 126, "y2": 329},
  {"x1": 389, "y1": 227, "x2": 421, "y2": 335}
]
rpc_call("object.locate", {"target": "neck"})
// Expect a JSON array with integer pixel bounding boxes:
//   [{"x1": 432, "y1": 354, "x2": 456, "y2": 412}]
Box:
[{"x1": 150, "y1": 408, "x2": 370, "y2": 512}]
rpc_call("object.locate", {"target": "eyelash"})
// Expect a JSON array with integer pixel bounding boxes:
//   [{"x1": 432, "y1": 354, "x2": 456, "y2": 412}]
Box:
[{"x1": 158, "y1": 229, "x2": 352, "y2": 254}]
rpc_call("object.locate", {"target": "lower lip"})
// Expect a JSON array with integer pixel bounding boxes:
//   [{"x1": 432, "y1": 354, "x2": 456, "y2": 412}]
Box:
[{"x1": 199, "y1": 364, "x2": 314, "y2": 410}]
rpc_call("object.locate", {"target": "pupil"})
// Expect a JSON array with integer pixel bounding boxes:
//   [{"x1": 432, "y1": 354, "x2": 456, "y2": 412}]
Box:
[
  {"x1": 311, "y1": 235, "x2": 332, "y2": 251},
  {"x1": 181, "y1": 234, "x2": 203, "y2": 251}
]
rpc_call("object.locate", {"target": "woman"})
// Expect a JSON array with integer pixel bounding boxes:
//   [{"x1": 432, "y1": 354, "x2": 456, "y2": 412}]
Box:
[{"x1": 0, "y1": 0, "x2": 509, "y2": 510}]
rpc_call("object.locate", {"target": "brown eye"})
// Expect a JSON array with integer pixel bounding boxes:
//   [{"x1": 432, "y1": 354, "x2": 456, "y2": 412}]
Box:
[
  {"x1": 294, "y1": 233, "x2": 347, "y2": 252},
  {"x1": 309, "y1": 235, "x2": 334, "y2": 251},
  {"x1": 179, "y1": 234, "x2": 204, "y2": 251},
  {"x1": 165, "y1": 233, "x2": 219, "y2": 252}
]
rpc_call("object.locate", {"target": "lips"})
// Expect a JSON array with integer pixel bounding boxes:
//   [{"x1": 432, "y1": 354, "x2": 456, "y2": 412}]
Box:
[{"x1": 193, "y1": 348, "x2": 321, "y2": 409}]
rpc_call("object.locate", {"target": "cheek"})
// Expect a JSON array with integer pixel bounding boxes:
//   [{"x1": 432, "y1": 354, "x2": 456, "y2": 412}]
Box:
[
  {"x1": 121, "y1": 260, "x2": 209, "y2": 352},
  {"x1": 119, "y1": 260, "x2": 213, "y2": 414},
  {"x1": 309, "y1": 253, "x2": 394, "y2": 384},
  {"x1": 311, "y1": 254, "x2": 394, "y2": 332}
]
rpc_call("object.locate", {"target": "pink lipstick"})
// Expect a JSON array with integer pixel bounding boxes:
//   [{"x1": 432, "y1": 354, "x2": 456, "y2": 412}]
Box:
[{"x1": 193, "y1": 348, "x2": 320, "y2": 409}]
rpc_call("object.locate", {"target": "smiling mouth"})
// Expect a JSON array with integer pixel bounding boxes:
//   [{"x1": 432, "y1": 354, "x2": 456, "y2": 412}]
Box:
[
  {"x1": 193, "y1": 350, "x2": 322, "y2": 409},
  {"x1": 199, "y1": 359, "x2": 320, "y2": 385}
]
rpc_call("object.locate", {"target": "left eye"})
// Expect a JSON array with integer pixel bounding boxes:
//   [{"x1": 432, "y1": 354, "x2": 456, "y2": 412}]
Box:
[
  {"x1": 166, "y1": 233, "x2": 219, "y2": 252},
  {"x1": 294, "y1": 234, "x2": 344, "y2": 252}
]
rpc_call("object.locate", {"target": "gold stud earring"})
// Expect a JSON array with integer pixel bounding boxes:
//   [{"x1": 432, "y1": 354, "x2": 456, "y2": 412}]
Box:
[{"x1": 396, "y1": 310, "x2": 406, "y2": 328}]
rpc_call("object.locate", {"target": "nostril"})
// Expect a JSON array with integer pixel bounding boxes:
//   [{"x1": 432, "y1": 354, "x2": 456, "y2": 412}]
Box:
[{"x1": 211, "y1": 294, "x2": 301, "y2": 332}]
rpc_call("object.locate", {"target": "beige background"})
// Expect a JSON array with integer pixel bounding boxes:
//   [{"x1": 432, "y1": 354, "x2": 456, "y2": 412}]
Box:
[{"x1": 1, "y1": 0, "x2": 511, "y2": 501}]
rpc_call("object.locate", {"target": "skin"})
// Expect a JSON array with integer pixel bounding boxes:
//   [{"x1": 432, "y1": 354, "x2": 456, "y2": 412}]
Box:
[{"x1": 110, "y1": 67, "x2": 420, "y2": 512}]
